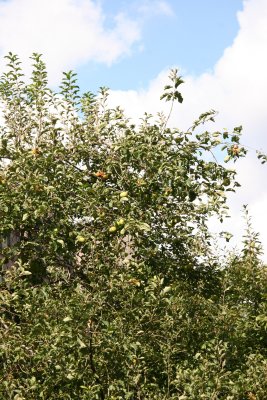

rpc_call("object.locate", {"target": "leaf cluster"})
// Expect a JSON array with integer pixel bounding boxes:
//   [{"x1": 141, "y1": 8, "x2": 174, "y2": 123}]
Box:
[{"x1": 0, "y1": 54, "x2": 266, "y2": 399}]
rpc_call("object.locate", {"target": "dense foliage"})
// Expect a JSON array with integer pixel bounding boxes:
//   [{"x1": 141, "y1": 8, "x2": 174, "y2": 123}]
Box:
[{"x1": 0, "y1": 54, "x2": 266, "y2": 399}]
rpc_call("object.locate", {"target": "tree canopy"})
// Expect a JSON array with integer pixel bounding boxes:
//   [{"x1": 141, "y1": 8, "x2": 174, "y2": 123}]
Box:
[{"x1": 0, "y1": 53, "x2": 266, "y2": 399}]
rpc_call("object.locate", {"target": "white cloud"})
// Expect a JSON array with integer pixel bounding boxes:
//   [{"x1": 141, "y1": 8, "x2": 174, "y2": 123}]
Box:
[
  {"x1": 156, "y1": 1, "x2": 175, "y2": 17},
  {"x1": 108, "y1": 0, "x2": 267, "y2": 261},
  {"x1": 0, "y1": 0, "x2": 141, "y2": 84},
  {"x1": 138, "y1": 0, "x2": 174, "y2": 17}
]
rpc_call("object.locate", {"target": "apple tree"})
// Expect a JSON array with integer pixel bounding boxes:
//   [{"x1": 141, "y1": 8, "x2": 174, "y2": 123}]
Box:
[{"x1": 0, "y1": 54, "x2": 266, "y2": 399}]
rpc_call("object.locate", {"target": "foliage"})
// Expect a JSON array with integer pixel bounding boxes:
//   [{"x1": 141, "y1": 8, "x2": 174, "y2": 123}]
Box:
[{"x1": 0, "y1": 54, "x2": 266, "y2": 399}]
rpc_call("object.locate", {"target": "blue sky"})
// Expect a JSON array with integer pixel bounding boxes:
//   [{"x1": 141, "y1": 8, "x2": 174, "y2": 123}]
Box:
[
  {"x1": 77, "y1": 0, "x2": 243, "y2": 92},
  {"x1": 0, "y1": 0, "x2": 244, "y2": 92}
]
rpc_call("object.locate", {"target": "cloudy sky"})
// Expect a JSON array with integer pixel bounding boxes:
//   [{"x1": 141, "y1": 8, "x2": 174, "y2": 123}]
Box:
[{"x1": 0, "y1": 0, "x2": 266, "y2": 260}]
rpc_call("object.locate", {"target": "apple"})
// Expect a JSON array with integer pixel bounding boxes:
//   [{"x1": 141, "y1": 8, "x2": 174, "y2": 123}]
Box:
[
  {"x1": 31, "y1": 147, "x2": 40, "y2": 156},
  {"x1": 76, "y1": 235, "x2": 86, "y2": 243}
]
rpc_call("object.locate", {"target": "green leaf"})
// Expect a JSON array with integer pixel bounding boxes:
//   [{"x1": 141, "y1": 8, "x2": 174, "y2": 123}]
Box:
[
  {"x1": 63, "y1": 316, "x2": 72, "y2": 322},
  {"x1": 22, "y1": 213, "x2": 28, "y2": 221},
  {"x1": 77, "y1": 337, "x2": 87, "y2": 349},
  {"x1": 56, "y1": 239, "x2": 65, "y2": 247}
]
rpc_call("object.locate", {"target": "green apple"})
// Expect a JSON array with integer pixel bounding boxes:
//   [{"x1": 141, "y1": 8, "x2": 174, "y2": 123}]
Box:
[
  {"x1": 117, "y1": 218, "x2": 125, "y2": 226},
  {"x1": 223, "y1": 178, "x2": 231, "y2": 186},
  {"x1": 76, "y1": 235, "x2": 86, "y2": 243}
]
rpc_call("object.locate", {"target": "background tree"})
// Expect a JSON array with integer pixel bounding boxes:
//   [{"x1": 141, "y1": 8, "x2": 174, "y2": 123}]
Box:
[{"x1": 0, "y1": 54, "x2": 266, "y2": 399}]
